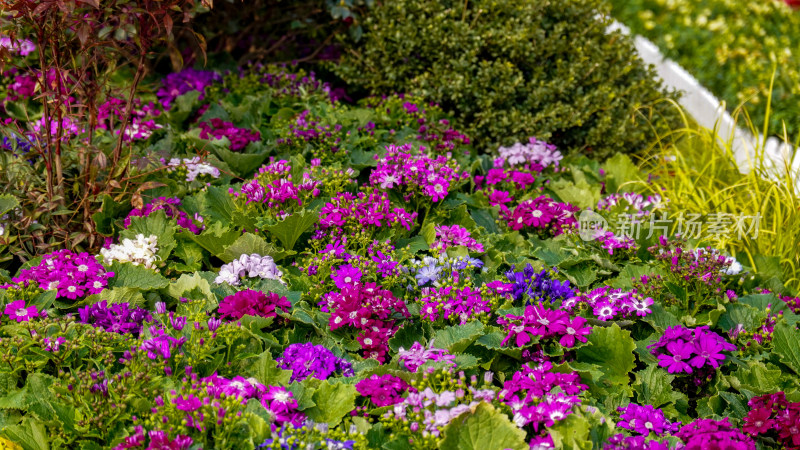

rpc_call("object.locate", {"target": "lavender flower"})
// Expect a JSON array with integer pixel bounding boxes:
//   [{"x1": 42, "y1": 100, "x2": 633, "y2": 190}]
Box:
[
  {"x1": 277, "y1": 343, "x2": 354, "y2": 382},
  {"x1": 214, "y1": 254, "x2": 283, "y2": 286}
]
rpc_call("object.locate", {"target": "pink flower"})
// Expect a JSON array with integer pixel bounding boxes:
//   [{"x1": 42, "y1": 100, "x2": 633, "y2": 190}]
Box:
[
  {"x1": 4, "y1": 300, "x2": 39, "y2": 322},
  {"x1": 331, "y1": 264, "x2": 362, "y2": 289}
]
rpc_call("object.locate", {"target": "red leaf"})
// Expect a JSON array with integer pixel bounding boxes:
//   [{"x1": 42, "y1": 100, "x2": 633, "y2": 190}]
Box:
[{"x1": 163, "y1": 14, "x2": 173, "y2": 36}]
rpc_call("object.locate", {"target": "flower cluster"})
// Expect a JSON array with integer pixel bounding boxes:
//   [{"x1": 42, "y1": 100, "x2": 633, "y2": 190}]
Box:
[
  {"x1": 504, "y1": 196, "x2": 578, "y2": 236},
  {"x1": 497, "y1": 137, "x2": 563, "y2": 170},
  {"x1": 276, "y1": 110, "x2": 347, "y2": 155},
  {"x1": 369, "y1": 143, "x2": 468, "y2": 203},
  {"x1": 319, "y1": 283, "x2": 410, "y2": 362},
  {"x1": 78, "y1": 300, "x2": 152, "y2": 335},
  {"x1": 198, "y1": 118, "x2": 261, "y2": 151},
  {"x1": 742, "y1": 392, "x2": 800, "y2": 448},
  {"x1": 214, "y1": 254, "x2": 283, "y2": 286},
  {"x1": 4, "y1": 300, "x2": 40, "y2": 322},
  {"x1": 11, "y1": 249, "x2": 113, "y2": 300},
  {"x1": 648, "y1": 325, "x2": 736, "y2": 376},
  {"x1": 674, "y1": 418, "x2": 755, "y2": 449},
  {"x1": 163, "y1": 157, "x2": 221, "y2": 182},
  {"x1": 593, "y1": 230, "x2": 637, "y2": 256},
  {"x1": 616, "y1": 403, "x2": 680, "y2": 436},
  {"x1": 499, "y1": 361, "x2": 586, "y2": 431},
  {"x1": 0, "y1": 36, "x2": 35, "y2": 56},
  {"x1": 497, "y1": 304, "x2": 592, "y2": 348},
  {"x1": 596, "y1": 192, "x2": 664, "y2": 216},
  {"x1": 114, "y1": 426, "x2": 193, "y2": 450},
  {"x1": 317, "y1": 189, "x2": 418, "y2": 238},
  {"x1": 100, "y1": 234, "x2": 160, "y2": 270},
  {"x1": 217, "y1": 290, "x2": 291, "y2": 320},
  {"x1": 277, "y1": 343, "x2": 354, "y2": 382},
  {"x1": 356, "y1": 374, "x2": 410, "y2": 407},
  {"x1": 156, "y1": 68, "x2": 221, "y2": 109},
  {"x1": 505, "y1": 264, "x2": 575, "y2": 304},
  {"x1": 419, "y1": 285, "x2": 491, "y2": 325},
  {"x1": 231, "y1": 159, "x2": 322, "y2": 213},
  {"x1": 563, "y1": 286, "x2": 654, "y2": 320},
  {"x1": 260, "y1": 68, "x2": 343, "y2": 103},
  {"x1": 381, "y1": 367, "x2": 497, "y2": 445},
  {"x1": 650, "y1": 237, "x2": 742, "y2": 283},
  {"x1": 124, "y1": 197, "x2": 204, "y2": 234},
  {"x1": 97, "y1": 97, "x2": 162, "y2": 141},
  {"x1": 258, "y1": 424, "x2": 364, "y2": 450},
  {"x1": 430, "y1": 224, "x2": 484, "y2": 253},
  {"x1": 407, "y1": 255, "x2": 485, "y2": 287},
  {"x1": 397, "y1": 340, "x2": 456, "y2": 372},
  {"x1": 603, "y1": 435, "x2": 672, "y2": 450}
]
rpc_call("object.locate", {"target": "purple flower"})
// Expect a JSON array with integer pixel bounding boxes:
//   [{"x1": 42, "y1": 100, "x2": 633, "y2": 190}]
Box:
[
  {"x1": 277, "y1": 342, "x2": 354, "y2": 382},
  {"x1": 657, "y1": 341, "x2": 694, "y2": 374},
  {"x1": 4, "y1": 300, "x2": 39, "y2": 322},
  {"x1": 78, "y1": 301, "x2": 152, "y2": 336},
  {"x1": 397, "y1": 341, "x2": 456, "y2": 372},
  {"x1": 331, "y1": 264, "x2": 362, "y2": 289},
  {"x1": 173, "y1": 394, "x2": 202, "y2": 412}
]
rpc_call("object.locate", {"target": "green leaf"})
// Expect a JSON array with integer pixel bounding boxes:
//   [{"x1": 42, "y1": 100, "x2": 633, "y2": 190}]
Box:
[
  {"x1": 632, "y1": 365, "x2": 687, "y2": 410},
  {"x1": 548, "y1": 178, "x2": 601, "y2": 209},
  {"x1": 548, "y1": 411, "x2": 592, "y2": 450},
  {"x1": 107, "y1": 262, "x2": 169, "y2": 290},
  {"x1": 211, "y1": 144, "x2": 269, "y2": 177},
  {"x1": 433, "y1": 321, "x2": 484, "y2": 353},
  {"x1": 304, "y1": 381, "x2": 357, "y2": 427},
  {"x1": 602, "y1": 153, "x2": 641, "y2": 193},
  {"x1": 166, "y1": 273, "x2": 216, "y2": 307},
  {"x1": 263, "y1": 210, "x2": 319, "y2": 251},
  {"x1": 0, "y1": 195, "x2": 19, "y2": 217},
  {"x1": 438, "y1": 403, "x2": 526, "y2": 450},
  {"x1": 91, "y1": 194, "x2": 128, "y2": 236},
  {"x1": 1, "y1": 417, "x2": 49, "y2": 450},
  {"x1": 220, "y1": 233, "x2": 279, "y2": 263},
  {"x1": 772, "y1": 322, "x2": 800, "y2": 375},
  {"x1": 188, "y1": 221, "x2": 240, "y2": 256},
  {"x1": 576, "y1": 323, "x2": 636, "y2": 393},
  {"x1": 244, "y1": 351, "x2": 292, "y2": 386}
]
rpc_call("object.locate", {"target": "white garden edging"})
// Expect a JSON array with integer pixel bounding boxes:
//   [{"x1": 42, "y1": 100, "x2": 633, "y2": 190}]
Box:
[{"x1": 608, "y1": 20, "x2": 800, "y2": 188}]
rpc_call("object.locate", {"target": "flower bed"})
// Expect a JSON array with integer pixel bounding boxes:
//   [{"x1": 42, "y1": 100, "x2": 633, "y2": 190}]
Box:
[{"x1": 0, "y1": 5, "x2": 800, "y2": 448}]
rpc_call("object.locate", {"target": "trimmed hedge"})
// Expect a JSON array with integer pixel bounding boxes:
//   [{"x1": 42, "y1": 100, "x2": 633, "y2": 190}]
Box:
[{"x1": 332, "y1": 0, "x2": 682, "y2": 158}]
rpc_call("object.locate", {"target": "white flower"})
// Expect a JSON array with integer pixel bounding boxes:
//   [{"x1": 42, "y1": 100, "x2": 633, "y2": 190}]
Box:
[
  {"x1": 100, "y1": 234, "x2": 160, "y2": 270},
  {"x1": 214, "y1": 253, "x2": 283, "y2": 285}
]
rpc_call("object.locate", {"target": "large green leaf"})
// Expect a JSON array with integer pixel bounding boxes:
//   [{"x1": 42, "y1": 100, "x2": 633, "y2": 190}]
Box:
[
  {"x1": 0, "y1": 417, "x2": 49, "y2": 450},
  {"x1": 120, "y1": 210, "x2": 177, "y2": 260},
  {"x1": 772, "y1": 322, "x2": 800, "y2": 375},
  {"x1": 107, "y1": 262, "x2": 169, "y2": 290},
  {"x1": 188, "y1": 221, "x2": 240, "y2": 256},
  {"x1": 433, "y1": 321, "x2": 484, "y2": 353},
  {"x1": 576, "y1": 323, "x2": 636, "y2": 393},
  {"x1": 220, "y1": 233, "x2": 279, "y2": 263},
  {"x1": 0, "y1": 195, "x2": 20, "y2": 217},
  {"x1": 633, "y1": 365, "x2": 686, "y2": 410},
  {"x1": 304, "y1": 381, "x2": 357, "y2": 427},
  {"x1": 166, "y1": 273, "x2": 216, "y2": 308},
  {"x1": 91, "y1": 194, "x2": 128, "y2": 236},
  {"x1": 438, "y1": 403, "x2": 526, "y2": 450},
  {"x1": 244, "y1": 351, "x2": 292, "y2": 386},
  {"x1": 264, "y1": 210, "x2": 319, "y2": 251}
]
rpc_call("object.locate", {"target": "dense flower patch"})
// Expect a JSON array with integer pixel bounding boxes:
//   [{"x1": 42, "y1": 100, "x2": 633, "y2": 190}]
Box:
[{"x1": 0, "y1": 53, "x2": 800, "y2": 450}]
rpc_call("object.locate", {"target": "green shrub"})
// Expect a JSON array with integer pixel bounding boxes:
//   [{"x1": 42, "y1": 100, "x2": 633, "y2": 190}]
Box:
[
  {"x1": 609, "y1": 0, "x2": 800, "y2": 138},
  {"x1": 331, "y1": 0, "x2": 682, "y2": 158}
]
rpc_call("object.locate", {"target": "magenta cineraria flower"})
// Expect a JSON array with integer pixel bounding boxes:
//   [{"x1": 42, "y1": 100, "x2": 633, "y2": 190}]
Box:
[
  {"x1": 649, "y1": 325, "x2": 736, "y2": 377},
  {"x1": 430, "y1": 224, "x2": 484, "y2": 253},
  {"x1": 565, "y1": 286, "x2": 654, "y2": 320},
  {"x1": 503, "y1": 195, "x2": 578, "y2": 236},
  {"x1": 331, "y1": 264, "x2": 362, "y2": 289},
  {"x1": 369, "y1": 143, "x2": 468, "y2": 203},
  {"x1": 78, "y1": 300, "x2": 152, "y2": 336},
  {"x1": 4, "y1": 300, "x2": 39, "y2": 322},
  {"x1": 500, "y1": 362, "x2": 586, "y2": 430},
  {"x1": 675, "y1": 418, "x2": 755, "y2": 449},
  {"x1": 217, "y1": 290, "x2": 291, "y2": 320},
  {"x1": 616, "y1": 403, "x2": 680, "y2": 436},
  {"x1": 173, "y1": 394, "x2": 203, "y2": 412},
  {"x1": 198, "y1": 118, "x2": 261, "y2": 152},
  {"x1": 497, "y1": 304, "x2": 590, "y2": 349},
  {"x1": 397, "y1": 341, "x2": 456, "y2": 372},
  {"x1": 9, "y1": 249, "x2": 113, "y2": 301},
  {"x1": 355, "y1": 374, "x2": 410, "y2": 407},
  {"x1": 156, "y1": 67, "x2": 221, "y2": 109}
]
